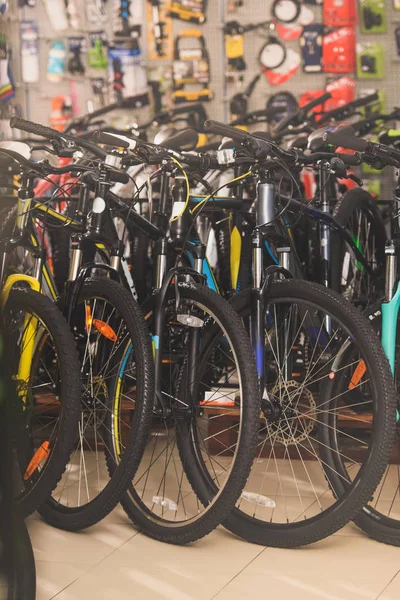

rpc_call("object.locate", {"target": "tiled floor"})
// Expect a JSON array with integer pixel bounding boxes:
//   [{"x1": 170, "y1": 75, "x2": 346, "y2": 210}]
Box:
[{"x1": 28, "y1": 509, "x2": 400, "y2": 600}]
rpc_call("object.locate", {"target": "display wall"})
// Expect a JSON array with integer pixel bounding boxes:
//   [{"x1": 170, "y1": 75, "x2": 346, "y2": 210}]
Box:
[{"x1": 0, "y1": 0, "x2": 399, "y2": 197}]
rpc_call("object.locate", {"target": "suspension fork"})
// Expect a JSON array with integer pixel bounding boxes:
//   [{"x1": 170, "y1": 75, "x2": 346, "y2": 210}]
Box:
[
  {"x1": 382, "y1": 239, "x2": 400, "y2": 376},
  {"x1": 185, "y1": 243, "x2": 205, "y2": 398},
  {"x1": 153, "y1": 238, "x2": 169, "y2": 415},
  {"x1": 318, "y1": 165, "x2": 332, "y2": 333},
  {"x1": 251, "y1": 229, "x2": 265, "y2": 392}
]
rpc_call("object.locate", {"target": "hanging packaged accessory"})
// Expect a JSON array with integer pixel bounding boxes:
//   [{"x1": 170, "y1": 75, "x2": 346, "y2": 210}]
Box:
[
  {"x1": 0, "y1": 34, "x2": 15, "y2": 103},
  {"x1": 258, "y1": 23, "x2": 287, "y2": 71},
  {"x1": 47, "y1": 40, "x2": 67, "y2": 82},
  {"x1": 172, "y1": 30, "x2": 213, "y2": 102},
  {"x1": 20, "y1": 20, "x2": 39, "y2": 83},
  {"x1": 323, "y1": 0, "x2": 357, "y2": 27},
  {"x1": 395, "y1": 26, "x2": 400, "y2": 56},
  {"x1": 322, "y1": 27, "x2": 356, "y2": 73},
  {"x1": 262, "y1": 48, "x2": 300, "y2": 86},
  {"x1": 230, "y1": 74, "x2": 260, "y2": 120},
  {"x1": 113, "y1": 0, "x2": 143, "y2": 37},
  {"x1": 68, "y1": 37, "x2": 86, "y2": 76},
  {"x1": 148, "y1": 0, "x2": 169, "y2": 57},
  {"x1": 271, "y1": 0, "x2": 301, "y2": 23},
  {"x1": 108, "y1": 42, "x2": 148, "y2": 103},
  {"x1": 228, "y1": 0, "x2": 244, "y2": 12},
  {"x1": 49, "y1": 95, "x2": 73, "y2": 130},
  {"x1": 66, "y1": 0, "x2": 81, "y2": 29},
  {"x1": 324, "y1": 75, "x2": 356, "y2": 112},
  {"x1": 360, "y1": 0, "x2": 386, "y2": 34},
  {"x1": 224, "y1": 20, "x2": 270, "y2": 73},
  {"x1": 356, "y1": 43, "x2": 384, "y2": 79},
  {"x1": 90, "y1": 77, "x2": 107, "y2": 106},
  {"x1": 43, "y1": 0, "x2": 68, "y2": 31},
  {"x1": 89, "y1": 31, "x2": 108, "y2": 69},
  {"x1": 169, "y1": 0, "x2": 207, "y2": 24},
  {"x1": 273, "y1": 1, "x2": 314, "y2": 41},
  {"x1": 300, "y1": 23, "x2": 323, "y2": 72},
  {"x1": 86, "y1": 0, "x2": 108, "y2": 23},
  {"x1": 266, "y1": 91, "x2": 298, "y2": 127},
  {"x1": 1, "y1": 0, "x2": 8, "y2": 13}
]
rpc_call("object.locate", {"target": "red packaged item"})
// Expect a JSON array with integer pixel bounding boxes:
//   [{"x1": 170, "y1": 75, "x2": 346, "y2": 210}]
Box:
[
  {"x1": 323, "y1": 0, "x2": 357, "y2": 27},
  {"x1": 322, "y1": 27, "x2": 356, "y2": 73},
  {"x1": 325, "y1": 75, "x2": 355, "y2": 111}
]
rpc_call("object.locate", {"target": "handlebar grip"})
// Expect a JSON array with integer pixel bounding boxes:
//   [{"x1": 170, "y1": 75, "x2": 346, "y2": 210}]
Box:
[
  {"x1": 323, "y1": 130, "x2": 369, "y2": 152},
  {"x1": 336, "y1": 152, "x2": 361, "y2": 166},
  {"x1": 204, "y1": 119, "x2": 249, "y2": 142},
  {"x1": 351, "y1": 92, "x2": 379, "y2": 109},
  {"x1": 92, "y1": 130, "x2": 131, "y2": 149},
  {"x1": 10, "y1": 116, "x2": 60, "y2": 139},
  {"x1": 303, "y1": 91, "x2": 332, "y2": 112},
  {"x1": 181, "y1": 151, "x2": 219, "y2": 170},
  {"x1": 161, "y1": 128, "x2": 199, "y2": 152}
]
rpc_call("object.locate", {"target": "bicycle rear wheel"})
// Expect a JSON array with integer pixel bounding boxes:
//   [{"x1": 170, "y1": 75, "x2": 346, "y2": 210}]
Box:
[
  {"x1": 347, "y1": 303, "x2": 400, "y2": 545},
  {"x1": 331, "y1": 188, "x2": 386, "y2": 307},
  {"x1": 186, "y1": 281, "x2": 395, "y2": 547}
]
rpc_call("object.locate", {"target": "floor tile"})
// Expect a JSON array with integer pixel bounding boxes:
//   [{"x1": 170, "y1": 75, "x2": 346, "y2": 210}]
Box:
[
  {"x1": 378, "y1": 570, "x2": 400, "y2": 599},
  {"x1": 51, "y1": 528, "x2": 264, "y2": 600},
  {"x1": 213, "y1": 535, "x2": 400, "y2": 600},
  {"x1": 36, "y1": 561, "x2": 90, "y2": 600},
  {"x1": 28, "y1": 518, "x2": 138, "y2": 564}
]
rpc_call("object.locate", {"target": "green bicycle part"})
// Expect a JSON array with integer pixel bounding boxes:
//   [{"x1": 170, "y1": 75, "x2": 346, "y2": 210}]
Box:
[
  {"x1": 381, "y1": 281, "x2": 400, "y2": 421},
  {"x1": 352, "y1": 235, "x2": 365, "y2": 273}
]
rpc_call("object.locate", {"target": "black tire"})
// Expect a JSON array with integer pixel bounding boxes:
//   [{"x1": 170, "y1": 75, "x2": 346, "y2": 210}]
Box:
[
  {"x1": 331, "y1": 188, "x2": 386, "y2": 307},
  {"x1": 219, "y1": 280, "x2": 395, "y2": 547},
  {"x1": 39, "y1": 278, "x2": 154, "y2": 531},
  {"x1": 5, "y1": 288, "x2": 81, "y2": 518},
  {"x1": 120, "y1": 282, "x2": 260, "y2": 544},
  {"x1": 349, "y1": 303, "x2": 400, "y2": 546}
]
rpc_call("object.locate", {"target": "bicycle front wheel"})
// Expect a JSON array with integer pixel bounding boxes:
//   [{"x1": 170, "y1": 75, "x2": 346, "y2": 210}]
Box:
[
  {"x1": 5, "y1": 288, "x2": 81, "y2": 518},
  {"x1": 221, "y1": 280, "x2": 395, "y2": 547},
  {"x1": 119, "y1": 282, "x2": 260, "y2": 544},
  {"x1": 39, "y1": 278, "x2": 154, "y2": 531}
]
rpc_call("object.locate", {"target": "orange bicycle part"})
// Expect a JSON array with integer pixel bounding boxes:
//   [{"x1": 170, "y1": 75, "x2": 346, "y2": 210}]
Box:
[{"x1": 24, "y1": 441, "x2": 50, "y2": 480}]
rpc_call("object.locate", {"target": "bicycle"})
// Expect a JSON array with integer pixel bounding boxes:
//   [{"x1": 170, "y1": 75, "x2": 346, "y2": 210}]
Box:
[
  {"x1": 96, "y1": 122, "x2": 397, "y2": 547},
  {"x1": 1, "y1": 123, "x2": 156, "y2": 531},
  {"x1": 324, "y1": 124, "x2": 400, "y2": 546}
]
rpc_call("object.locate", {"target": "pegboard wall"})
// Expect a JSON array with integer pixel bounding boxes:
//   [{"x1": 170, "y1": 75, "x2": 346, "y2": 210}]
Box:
[{"x1": 1, "y1": 0, "x2": 399, "y2": 162}]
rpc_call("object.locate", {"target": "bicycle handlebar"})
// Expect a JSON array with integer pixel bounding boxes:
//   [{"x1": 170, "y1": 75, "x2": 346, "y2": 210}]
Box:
[
  {"x1": 319, "y1": 93, "x2": 379, "y2": 124},
  {"x1": 274, "y1": 92, "x2": 332, "y2": 133},
  {"x1": 10, "y1": 116, "x2": 107, "y2": 160}
]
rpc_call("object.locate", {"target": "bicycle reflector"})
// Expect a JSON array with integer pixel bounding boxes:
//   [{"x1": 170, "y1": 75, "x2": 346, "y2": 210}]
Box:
[
  {"x1": 24, "y1": 441, "x2": 50, "y2": 480},
  {"x1": 348, "y1": 359, "x2": 366, "y2": 389},
  {"x1": 92, "y1": 319, "x2": 118, "y2": 342}
]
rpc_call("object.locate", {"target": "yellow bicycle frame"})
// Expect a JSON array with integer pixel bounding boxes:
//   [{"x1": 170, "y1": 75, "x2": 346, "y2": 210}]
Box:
[{"x1": 1, "y1": 274, "x2": 41, "y2": 405}]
